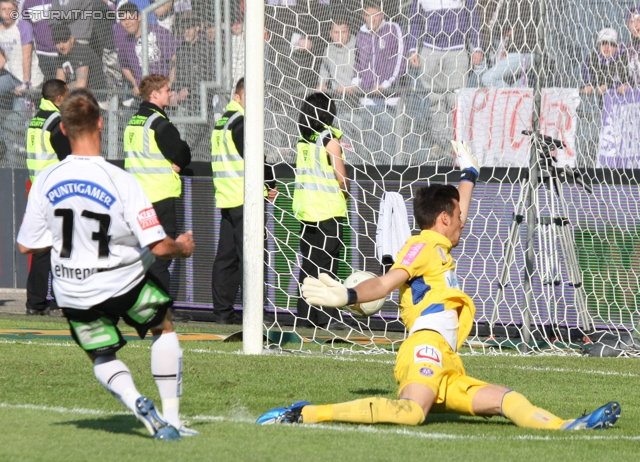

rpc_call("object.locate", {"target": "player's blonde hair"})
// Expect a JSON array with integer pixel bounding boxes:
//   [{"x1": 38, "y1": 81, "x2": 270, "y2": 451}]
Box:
[
  {"x1": 59, "y1": 89, "x2": 100, "y2": 139},
  {"x1": 139, "y1": 74, "x2": 170, "y2": 102}
]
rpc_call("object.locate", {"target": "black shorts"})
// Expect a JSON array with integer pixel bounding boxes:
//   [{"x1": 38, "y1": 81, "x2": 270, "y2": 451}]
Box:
[{"x1": 62, "y1": 274, "x2": 173, "y2": 356}]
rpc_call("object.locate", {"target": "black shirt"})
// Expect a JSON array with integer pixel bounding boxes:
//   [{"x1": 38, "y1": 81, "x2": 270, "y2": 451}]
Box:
[
  {"x1": 57, "y1": 43, "x2": 106, "y2": 90},
  {"x1": 136, "y1": 101, "x2": 192, "y2": 169}
]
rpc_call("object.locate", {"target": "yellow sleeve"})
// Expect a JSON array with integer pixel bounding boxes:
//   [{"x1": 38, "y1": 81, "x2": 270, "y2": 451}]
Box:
[{"x1": 391, "y1": 239, "x2": 432, "y2": 280}]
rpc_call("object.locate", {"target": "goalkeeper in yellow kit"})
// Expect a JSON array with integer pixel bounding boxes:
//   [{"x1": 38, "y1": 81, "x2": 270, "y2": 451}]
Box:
[{"x1": 257, "y1": 141, "x2": 621, "y2": 431}]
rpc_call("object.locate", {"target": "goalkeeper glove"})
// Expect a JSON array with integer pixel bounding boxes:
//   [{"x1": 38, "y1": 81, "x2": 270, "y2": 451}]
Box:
[
  {"x1": 451, "y1": 140, "x2": 480, "y2": 185},
  {"x1": 301, "y1": 273, "x2": 357, "y2": 307}
]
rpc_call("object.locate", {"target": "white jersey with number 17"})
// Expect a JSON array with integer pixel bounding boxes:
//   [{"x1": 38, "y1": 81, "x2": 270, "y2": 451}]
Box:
[{"x1": 17, "y1": 155, "x2": 167, "y2": 310}]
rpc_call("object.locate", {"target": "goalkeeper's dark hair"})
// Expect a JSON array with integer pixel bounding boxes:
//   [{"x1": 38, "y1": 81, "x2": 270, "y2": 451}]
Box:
[
  {"x1": 414, "y1": 184, "x2": 460, "y2": 230},
  {"x1": 299, "y1": 93, "x2": 336, "y2": 138},
  {"x1": 42, "y1": 79, "x2": 68, "y2": 102}
]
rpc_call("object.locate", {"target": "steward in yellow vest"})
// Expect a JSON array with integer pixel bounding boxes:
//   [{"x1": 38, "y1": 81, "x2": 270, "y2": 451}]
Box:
[
  {"x1": 294, "y1": 92, "x2": 350, "y2": 329},
  {"x1": 124, "y1": 74, "x2": 191, "y2": 293},
  {"x1": 25, "y1": 79, "x2": 71, "y2": 316},
  {"x1": 210, "y1": 78, "x2": 277, "y2": 324},
  {"x1": 26, "y1": 80, "x2": 71, "y2": 183}
]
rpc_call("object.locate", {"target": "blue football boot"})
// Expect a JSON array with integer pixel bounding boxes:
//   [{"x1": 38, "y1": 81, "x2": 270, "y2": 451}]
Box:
[
  {"x1": 134, "y1": 396, "x2": 182, "y2": 440},
  {"x1": 563, "y1": 401, "x2": 621, "y2": 430},
  {"x1": 256, "y1": 401, "x2": 311, "y2": 424}
]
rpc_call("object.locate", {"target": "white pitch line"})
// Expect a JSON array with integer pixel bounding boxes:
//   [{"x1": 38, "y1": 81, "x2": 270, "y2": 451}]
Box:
[
  {"x1": 2, "y1": 339, "x2": 638, "y2": 377},
  {"x1": 0, "y1": 402, "x2": 128, "y2": 416},
  {"x1": 473, "y1": 364, "x2": 640, "y2": 378},
  {"x1": 1, "y1": 402, "x2": 638, "y2": 442}
]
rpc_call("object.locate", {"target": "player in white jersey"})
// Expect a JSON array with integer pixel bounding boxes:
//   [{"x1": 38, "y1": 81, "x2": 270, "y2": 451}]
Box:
[{"x1": 17, "y1": 89, "x2": 197, "y2": 441}]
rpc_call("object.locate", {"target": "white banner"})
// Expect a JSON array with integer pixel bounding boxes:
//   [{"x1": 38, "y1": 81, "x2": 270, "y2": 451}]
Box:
[{"x1": 454, "y1": 88, "x2": 579, "y2": 167}]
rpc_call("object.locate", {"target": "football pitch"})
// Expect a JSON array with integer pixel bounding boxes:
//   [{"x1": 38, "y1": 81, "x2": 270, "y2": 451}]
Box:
[{"x1": 1, "y1": 314, "x2": 639, "y2": 462}]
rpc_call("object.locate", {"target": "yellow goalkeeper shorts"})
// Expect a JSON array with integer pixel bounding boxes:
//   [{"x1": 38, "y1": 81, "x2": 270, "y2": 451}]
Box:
[{"x1": 394, "y1": 330, "x2": 489, "y2": 416}]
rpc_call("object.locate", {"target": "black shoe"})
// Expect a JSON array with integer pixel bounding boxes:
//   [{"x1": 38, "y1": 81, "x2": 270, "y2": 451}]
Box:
[
  {"x1": 26, "y1": 307, "x2": 49, "y2": 316},
  {"x1": 326, "y1": 321, "x2": 349, "y2": 331},
  {"x1": 214, "y1": 313, "x2": 242, "y2": 325},
  {"x1": 263, "y1": 311, "x2": 275, "y2": 323},
  {"x1": 49, "y1": 308, "x2": 64, "y2": 318},
  {"x1": 171, "y1": 310, "x2": 192, "y2": 323}
]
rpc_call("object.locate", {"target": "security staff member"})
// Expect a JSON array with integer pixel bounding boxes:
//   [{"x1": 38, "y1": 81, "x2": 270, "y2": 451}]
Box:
[
  {"x1": 210, "y1": 78, "x2": 277, "y2": 324},
  {"x1": 25, "y1": 79, "x2": 71, "y2": 315},
  {"x1": 293, "y1": 92, "x2": 349, "y2": 329},
  {"x1": 124, "y1": 74, "x2": 191, "y2": 294}
]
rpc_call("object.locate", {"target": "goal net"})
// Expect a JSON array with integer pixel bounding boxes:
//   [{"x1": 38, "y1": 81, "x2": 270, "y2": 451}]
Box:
[{"x1": 255, "y1": 0, "x2": 640, "y2": 356}]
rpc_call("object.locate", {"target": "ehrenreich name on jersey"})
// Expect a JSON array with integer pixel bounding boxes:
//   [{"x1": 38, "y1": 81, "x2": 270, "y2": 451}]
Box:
[{"x1": 17, "y1": 155, "x2": 167, "y2": 310}]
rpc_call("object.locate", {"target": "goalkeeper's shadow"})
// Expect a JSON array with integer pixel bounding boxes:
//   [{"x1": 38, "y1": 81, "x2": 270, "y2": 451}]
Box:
[{"x1": 425, "y1": 413, "x2": 513, "y2": 427}]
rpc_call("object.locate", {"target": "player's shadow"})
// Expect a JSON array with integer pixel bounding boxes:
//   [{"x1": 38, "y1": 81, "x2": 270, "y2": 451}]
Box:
[
  {"x1": 426, "y1": 413, "x2": 512, "y2": 427},
  {"x1": 350, "y1": 388, "x2": 395, "y2": 396},
  {"x1": 55, "y1": 415, "x2": 148, "y2": 437}
]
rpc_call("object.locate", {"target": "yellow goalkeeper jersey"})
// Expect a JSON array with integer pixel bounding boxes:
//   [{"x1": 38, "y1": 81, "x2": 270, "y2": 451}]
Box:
[{"x1": 391, "y1": 230, "x2": 476, "y2": 352}]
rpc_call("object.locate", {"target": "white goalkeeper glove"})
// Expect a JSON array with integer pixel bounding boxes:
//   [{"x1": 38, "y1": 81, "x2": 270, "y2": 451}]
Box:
[
  {"x1": 301, "y1": 273, "x2": 356, "y2": 307},
  {"x1": 451, "y1": 140, "x2": 479, "y2": 185}
]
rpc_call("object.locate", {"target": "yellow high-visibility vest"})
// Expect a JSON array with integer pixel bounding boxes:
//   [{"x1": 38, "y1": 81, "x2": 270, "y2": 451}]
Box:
[
  {"x1": 124, "y1": 111, "x2": 181, "y2": 203},
  {"x1": 211, "y1": 106, "x2": 244, "y2": 208},
  {"x1": 292, "y1": 129, "x2": 347, "y2": 222},
  {"x1": 26, "y1": 99, "x2": 61, "y2": 182}
]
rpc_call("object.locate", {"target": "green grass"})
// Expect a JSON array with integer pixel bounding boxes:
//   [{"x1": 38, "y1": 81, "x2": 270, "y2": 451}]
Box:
[{"x1": 1, "y1": 313, "x2": 639, "y2": 462}]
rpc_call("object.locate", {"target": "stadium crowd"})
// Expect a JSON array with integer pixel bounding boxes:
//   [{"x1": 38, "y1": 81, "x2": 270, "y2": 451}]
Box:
[{"x1": 0, "y1": 1, "x2": 638, "y2": 166}]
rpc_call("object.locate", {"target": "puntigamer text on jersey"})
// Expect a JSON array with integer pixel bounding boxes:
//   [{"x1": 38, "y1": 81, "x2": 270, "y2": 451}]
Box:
[{"x1": 46, "y1": 180, "x2": 116, "y2": 209}]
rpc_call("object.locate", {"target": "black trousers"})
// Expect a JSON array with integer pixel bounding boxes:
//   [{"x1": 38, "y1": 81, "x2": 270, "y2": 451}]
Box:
[
  {"x1": 26, "y1": 249, "x2": 55, "y2": 311},
  {"x1": 296, "y1": 217, "x2": 344, "y2": 327},
  {"x1": 149, "y1": 197, "x2": 177, "y2": 295},
  {"x1": 211, "y1": 206, "x2": 244, "y2": 320},
  {"x1": 37, "y1": 54, "x2": 59, "y2": 82}
]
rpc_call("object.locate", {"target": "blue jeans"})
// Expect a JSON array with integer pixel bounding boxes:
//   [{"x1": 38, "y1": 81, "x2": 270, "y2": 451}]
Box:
[
  {"x1": 482, "y1": 53, "x2": 532, "y2": 88},
  {"x1": 0, "y1": 73, "x2": 29, "y2": 164},
  {"x1": 357, "y1": 98, "x2": 396, "y2": 165}
]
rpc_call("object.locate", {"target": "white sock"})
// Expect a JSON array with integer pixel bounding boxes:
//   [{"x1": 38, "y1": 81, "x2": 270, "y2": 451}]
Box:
[
  {"x1": 151, "y1": 332, "x2": 182, "y2": 428},
  {"x1": 94, "y1": 356, "x2": 141, "y2": 413}
]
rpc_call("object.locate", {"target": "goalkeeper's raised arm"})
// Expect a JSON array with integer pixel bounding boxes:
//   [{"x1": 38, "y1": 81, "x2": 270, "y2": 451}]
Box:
[{"x1": 451, "y1": 140, "x2": 479, "y2": 225}]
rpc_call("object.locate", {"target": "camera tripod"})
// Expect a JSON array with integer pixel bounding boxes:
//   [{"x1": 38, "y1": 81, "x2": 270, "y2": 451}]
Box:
[{"x1": 490, "y1": 131, "x2": 595, "y2": 347}]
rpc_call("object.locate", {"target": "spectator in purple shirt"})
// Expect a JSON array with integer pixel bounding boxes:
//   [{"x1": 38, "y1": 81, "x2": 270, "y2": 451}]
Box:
[
  {"x1": 22, "y1": 0, "x2": 58, "y2": 81},
  {"x1": 408, "y1": 0, "x2": 482, "y2": 160},
  {"x1": 114, "y1": 2, "x2": 177, "y2": 96},
  {"x1": 346, "y1": 0, "x2": 405, "y2": 163},
  {"x1": 581, "y1": 28, "x2": 628, "y2": 99}
]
